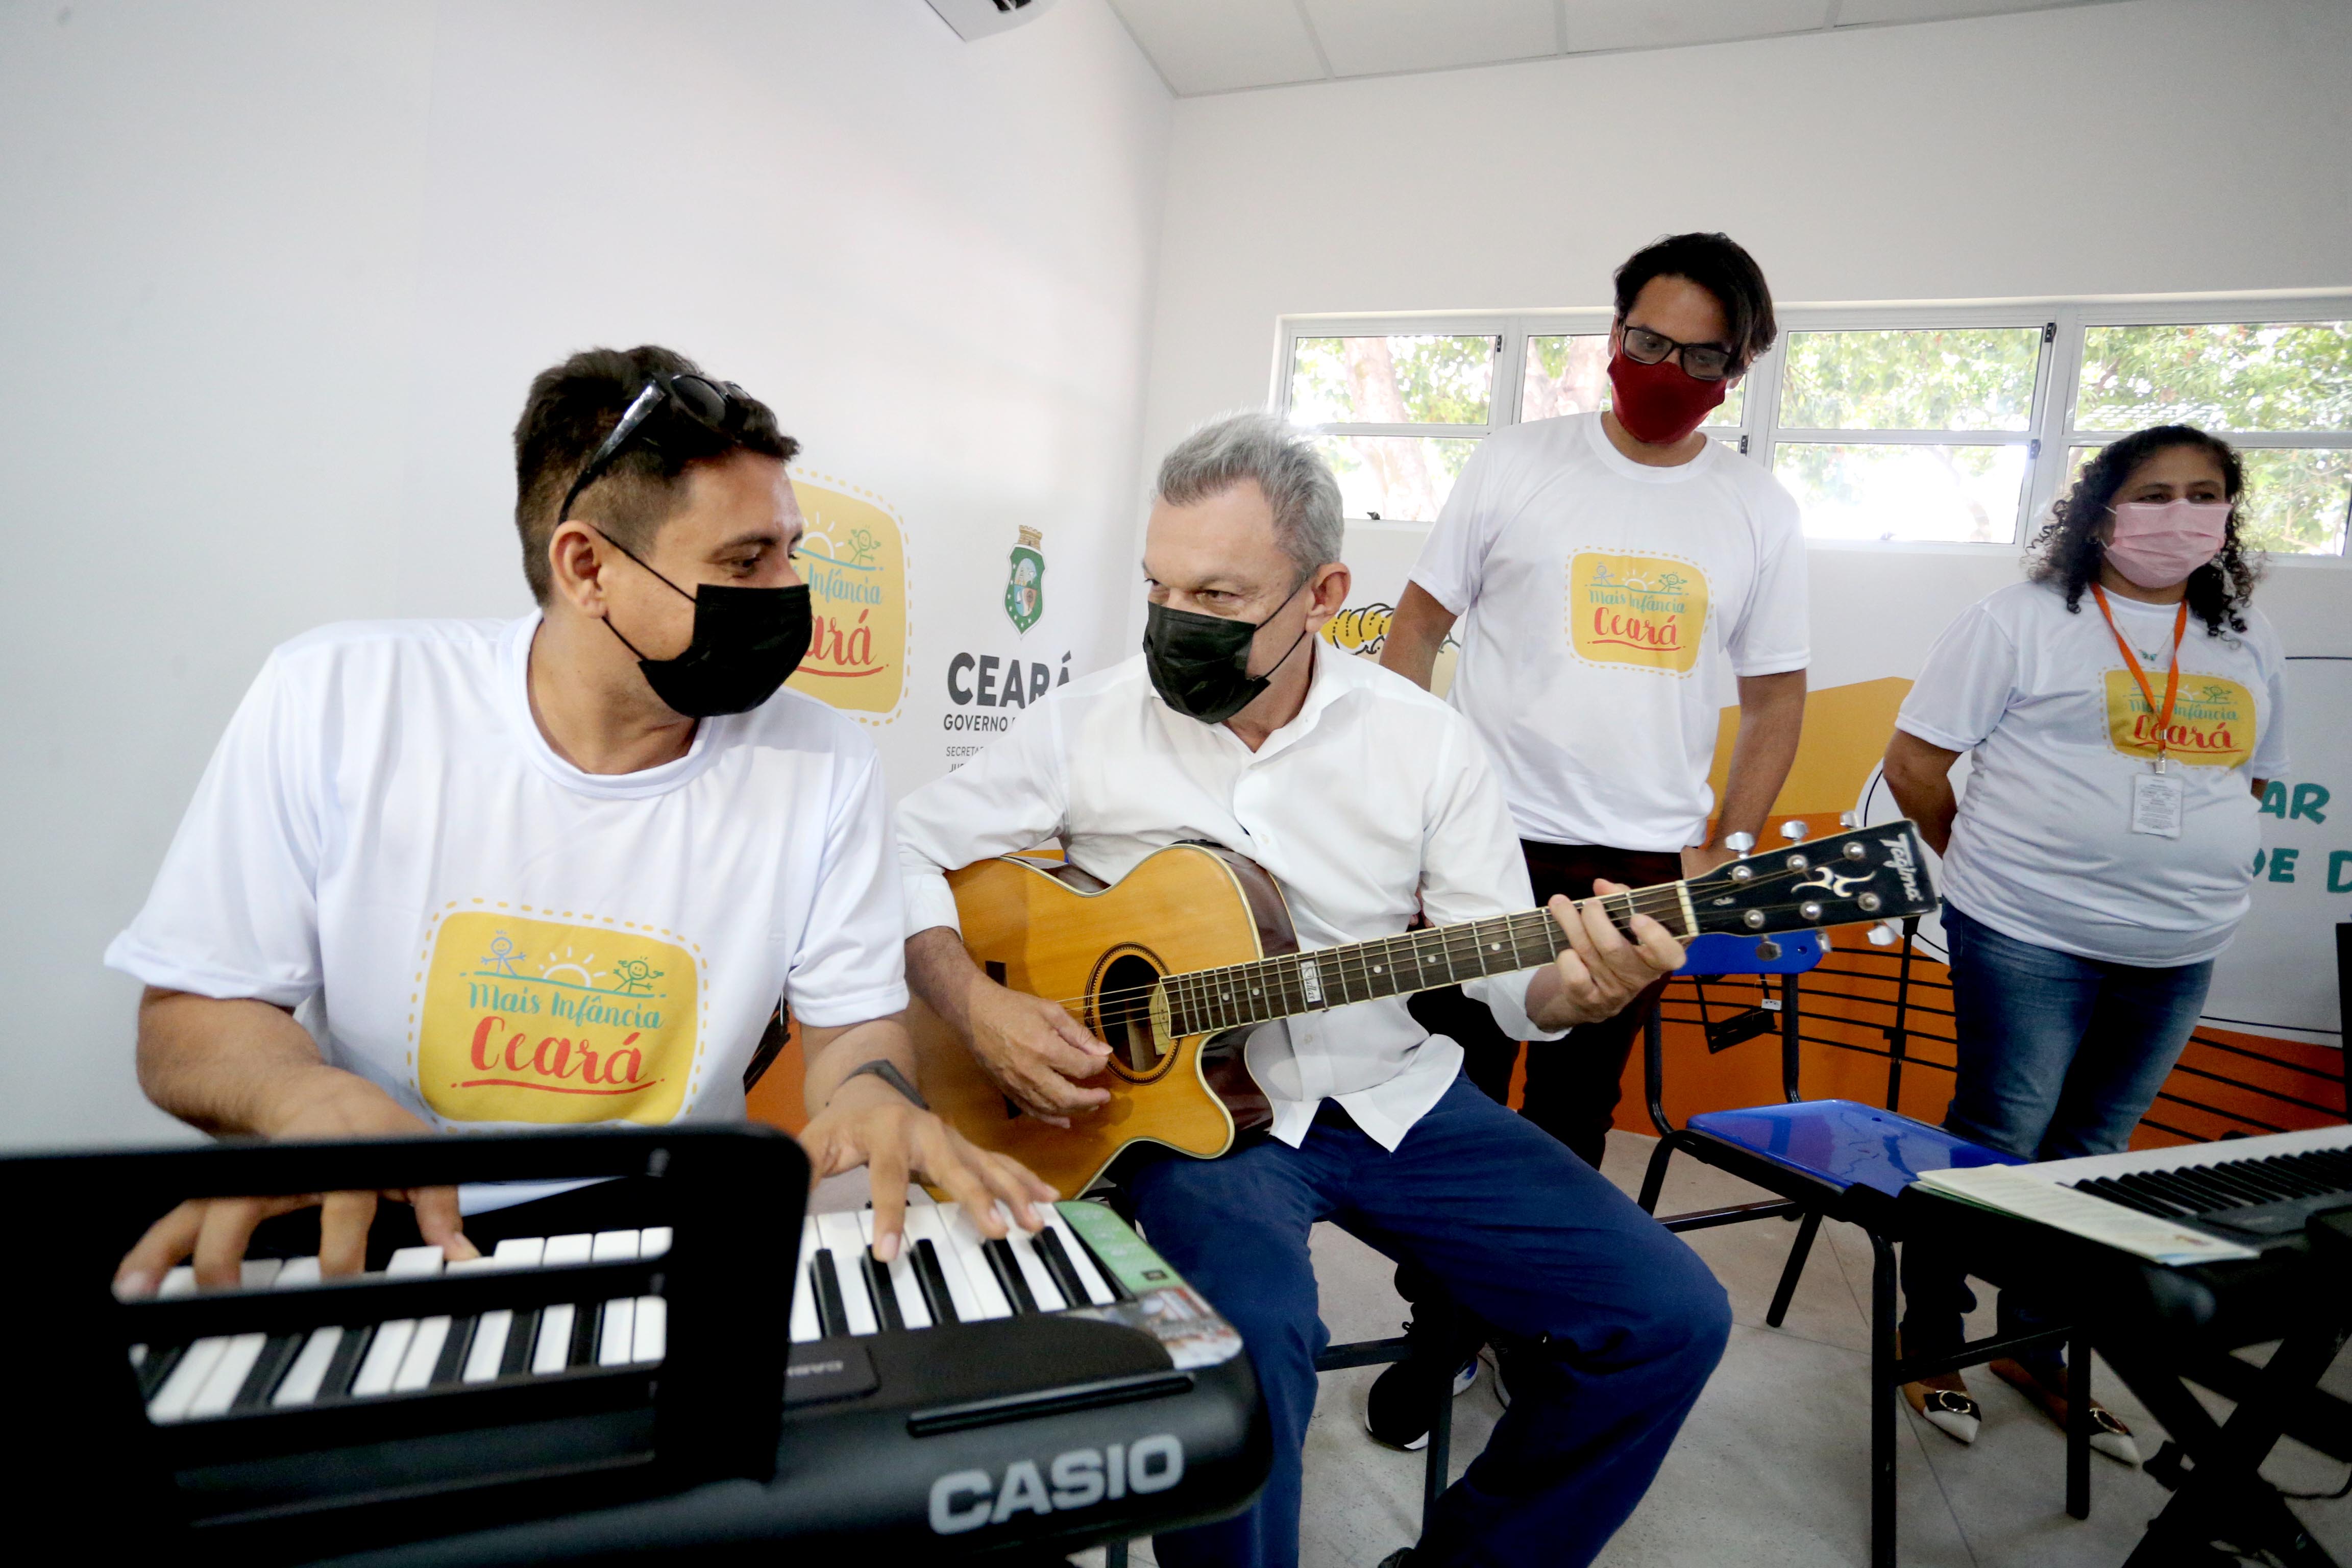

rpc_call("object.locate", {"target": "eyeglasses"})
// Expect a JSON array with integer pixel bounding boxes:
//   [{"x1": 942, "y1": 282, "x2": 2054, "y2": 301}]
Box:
[
  {"x1": 1620, "y1": 324, "x2": 1737, "y2": 382},
  {"x1": 558, "y1": 372, "x2": 753, "y2": 523}
]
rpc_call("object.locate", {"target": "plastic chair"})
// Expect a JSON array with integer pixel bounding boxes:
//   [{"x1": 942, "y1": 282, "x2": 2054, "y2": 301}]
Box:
[{"x1": 1634, "y1": 931, "x2": 2094, "y2": 1568}]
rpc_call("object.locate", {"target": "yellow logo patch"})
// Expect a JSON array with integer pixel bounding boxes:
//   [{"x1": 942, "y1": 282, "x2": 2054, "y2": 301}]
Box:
[
  {"x1": 1566, "y1": 552, "x2": 1708, "y2": 675},
  {"x1": 788, "y1": 472, "x2": 910, "y2": 723},
  {"x1": 2102, "y1": 671, "x2": 2256, "y2": 768},
  {"x1": 413, "y1": 910, "x2": 703, "y2": 1125}
]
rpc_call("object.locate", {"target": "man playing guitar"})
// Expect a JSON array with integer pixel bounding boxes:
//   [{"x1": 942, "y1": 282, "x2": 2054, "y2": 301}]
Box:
[{"x1": 897, "y1": 413, "x2": 1731, "y2": 1568}]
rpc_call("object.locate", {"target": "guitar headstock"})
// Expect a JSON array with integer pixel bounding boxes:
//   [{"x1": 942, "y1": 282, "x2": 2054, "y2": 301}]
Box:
[{"x1": 1684, "y1": 820, "x2": 1940, "y2": 937}]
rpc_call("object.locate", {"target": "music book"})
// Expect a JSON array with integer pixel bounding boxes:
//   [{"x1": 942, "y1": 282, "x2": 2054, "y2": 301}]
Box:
[{"x1": 1916, "y1": 1165, "x2": 2260, "y2": 1266}]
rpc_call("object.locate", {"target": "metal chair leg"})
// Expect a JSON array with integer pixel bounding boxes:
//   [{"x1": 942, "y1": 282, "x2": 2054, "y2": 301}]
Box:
[
  {"x1": 1636, "y1": 1132, "x2": 1679, "y2": 1214},
  {"x1": 1870, "y1": 1232, "x2": 1898, "y2": 1568},
  {"x1": 2066, "y1": 1330, "x2": 2092, "y2": 1520},
  {"x1": 1766, "y1": 1210, "x2": 1821, "y2": 1329},
  {"x1": 1106, "y1": 1541, "x2": 1130, "y2": 1566},
  {"x1": 1422, "y1": 1370, "x2": 1451, "y2": 1540}
]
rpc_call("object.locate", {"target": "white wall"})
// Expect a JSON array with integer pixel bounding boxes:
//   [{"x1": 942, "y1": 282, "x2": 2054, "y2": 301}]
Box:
[
  {"x1": 0, "y1": 0, "x2": 1169, "y2": 1147},
  {"x1": 1133, "y1": 0, "x2": 2352, "y2": 673}
]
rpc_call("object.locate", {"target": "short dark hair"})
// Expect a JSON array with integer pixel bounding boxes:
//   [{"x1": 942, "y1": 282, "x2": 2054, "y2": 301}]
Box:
[
  {"x1": 511, "y1": 345, "x2": 797, "y2": 603},
  {"x1": 1612, "y1": 232, "x2": 1778, "y2": 371},
  {"x1": 2028, "y1": 424, "x2": 2260, "y2": 638}
]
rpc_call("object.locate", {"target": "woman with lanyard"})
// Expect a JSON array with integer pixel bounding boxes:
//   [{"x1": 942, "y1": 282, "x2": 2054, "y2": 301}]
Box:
[{"x1": 1880, "y1": 424, "x2": 2287, "y2": 1458}]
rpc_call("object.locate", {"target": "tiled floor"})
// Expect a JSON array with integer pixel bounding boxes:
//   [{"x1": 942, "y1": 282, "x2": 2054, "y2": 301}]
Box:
[{"x1": 1061, "y1": 1128, "x2": 2352, "y2": 1568}]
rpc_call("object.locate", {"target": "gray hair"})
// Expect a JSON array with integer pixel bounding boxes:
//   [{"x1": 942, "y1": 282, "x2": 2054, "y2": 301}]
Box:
[{"x1": 1156, "y1": 411, "x2": 1343, "y2": 580}]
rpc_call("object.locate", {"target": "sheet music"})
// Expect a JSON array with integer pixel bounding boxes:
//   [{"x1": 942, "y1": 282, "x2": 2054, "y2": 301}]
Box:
[{"x1": 1917, "y1": 1165, "x2": 2260, "y2": 1266}]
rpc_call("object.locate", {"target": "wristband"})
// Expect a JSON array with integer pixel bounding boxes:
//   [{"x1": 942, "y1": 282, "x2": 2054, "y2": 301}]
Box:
[{"x1": 841, "y1": 1058, "x2": 930, "y2": 1112}]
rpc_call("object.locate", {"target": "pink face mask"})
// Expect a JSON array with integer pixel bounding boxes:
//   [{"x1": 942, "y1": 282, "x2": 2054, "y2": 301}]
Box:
[{"x1": 2104, "y1": 500, "x2": 2231, "y2": 589}]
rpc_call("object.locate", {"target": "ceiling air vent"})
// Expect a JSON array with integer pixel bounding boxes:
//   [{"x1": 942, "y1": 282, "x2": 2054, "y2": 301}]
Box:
[{"x1": 925, "y1": 0, "x2": 1057, "y2": 42}]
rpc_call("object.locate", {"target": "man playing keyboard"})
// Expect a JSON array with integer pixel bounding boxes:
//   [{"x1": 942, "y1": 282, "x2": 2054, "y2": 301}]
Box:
[
  {"x1": 108, "y1": 345, "x2": 1050, "y2": 1298},
  {"x1": 897, "y1": 413, "x2": 1733, "y2": 1568}
]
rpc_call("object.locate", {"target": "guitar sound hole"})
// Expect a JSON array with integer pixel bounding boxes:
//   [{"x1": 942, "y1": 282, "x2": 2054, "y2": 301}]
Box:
[{"x1": 1096, "y1": 953, "x2": 1163, "y2": 1074}]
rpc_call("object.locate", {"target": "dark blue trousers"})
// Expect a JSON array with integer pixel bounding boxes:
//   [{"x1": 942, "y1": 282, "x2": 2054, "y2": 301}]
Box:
[{"x1": 1131, "y1": 1074, "x2": 1731, "y2": 1568}]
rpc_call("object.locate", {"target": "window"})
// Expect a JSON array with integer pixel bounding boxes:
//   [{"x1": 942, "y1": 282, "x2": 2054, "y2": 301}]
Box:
[
  {"x1": 2070, "y1": 320, "x2": 2352, "y2": 555},
  {"x1": 1286, "y1": 332, "x2": 1497, "y2": 523},
  {"x1": 1277, "y1": 298, "x2": 2352, "y2": 558},
  {"x1": 1771, "y1": 327, "x2": 2043, "y2": 544}
]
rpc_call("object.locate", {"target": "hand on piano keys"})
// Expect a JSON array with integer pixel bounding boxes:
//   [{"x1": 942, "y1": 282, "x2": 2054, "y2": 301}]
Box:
[
  {"x1": 112, "y1": 1071, "x2": 479, "y2": 1296},
  {"x1": 128, "y1": 1194, "x2": 1123, "y2": 1429},
  {"x1": 794, "y1": 1068, "x2": 1058, "y2": 1266}
]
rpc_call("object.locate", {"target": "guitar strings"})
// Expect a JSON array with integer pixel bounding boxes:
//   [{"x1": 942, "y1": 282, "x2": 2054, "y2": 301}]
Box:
[{"x1": 1041, "y1": 849, "x2": 1897, "y2": 1025}]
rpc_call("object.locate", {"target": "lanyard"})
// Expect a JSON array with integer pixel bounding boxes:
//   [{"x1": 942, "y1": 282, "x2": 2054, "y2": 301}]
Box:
[{"x1": 2092, "y1": 584, "x2": 2189, "y2": 769}]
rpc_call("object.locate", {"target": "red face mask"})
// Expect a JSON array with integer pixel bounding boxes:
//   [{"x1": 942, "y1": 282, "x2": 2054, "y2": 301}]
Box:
[{"x1": 1607, "y1": 350, "x2": 1729, "y2": 446}]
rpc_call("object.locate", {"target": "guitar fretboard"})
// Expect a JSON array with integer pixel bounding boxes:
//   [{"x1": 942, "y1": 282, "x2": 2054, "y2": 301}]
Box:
[{"x1": 1157, "y1": 886, "x2": 1694, "y2": 1038}]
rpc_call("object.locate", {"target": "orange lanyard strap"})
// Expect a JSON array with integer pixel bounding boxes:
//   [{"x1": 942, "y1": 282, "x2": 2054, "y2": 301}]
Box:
[{"x1": 2093, "y1": 584, "x2": 2189, "y2": 764}]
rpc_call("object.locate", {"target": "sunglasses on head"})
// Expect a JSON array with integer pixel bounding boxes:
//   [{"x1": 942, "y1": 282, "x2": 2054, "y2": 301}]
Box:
[
  {"x1": 1620, "y1": 324, "x2": 1737, "y2": 383},
  {"x1": 558, "y1": 372, "x2": 753, "y2": 523}
]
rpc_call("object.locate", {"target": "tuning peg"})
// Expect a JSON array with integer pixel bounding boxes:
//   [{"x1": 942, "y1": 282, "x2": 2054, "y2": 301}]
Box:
[
  {"x1": 1840, "y1": 810, "x2": 1860, "y2": 829},
  {"x1": 1723, "y1": 831, "x2": 1755, "y2": 857},
  {"x1": 1779, "y1": 820, "x2": 1809, "y2": 843},
  {"x1": 1867, "y1": 921, "x2": 1901, "y2": 947}
]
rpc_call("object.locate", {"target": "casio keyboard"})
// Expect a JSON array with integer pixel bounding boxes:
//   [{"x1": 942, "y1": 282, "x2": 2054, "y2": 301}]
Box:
[
  {"x1": 15, "y1": 1126, "x2": 1268, "y2": 1565},
  {"x1": 1901, "y1": 1124, "x2": 2352, "y2": 1567}
]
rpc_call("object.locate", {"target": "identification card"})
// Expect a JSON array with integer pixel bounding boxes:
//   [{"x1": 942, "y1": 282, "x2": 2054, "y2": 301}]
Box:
[{"x1": 2129, "y1": 770, "x2": 2185, "y2": 838}]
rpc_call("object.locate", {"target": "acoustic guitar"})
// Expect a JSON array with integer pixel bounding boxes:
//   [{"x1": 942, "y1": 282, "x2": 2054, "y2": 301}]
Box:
[{"x1": 910, "y1": 821, "x2": 1940, "y2": 1198}]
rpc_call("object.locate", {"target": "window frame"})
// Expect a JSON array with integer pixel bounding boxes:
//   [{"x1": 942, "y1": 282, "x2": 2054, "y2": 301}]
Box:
[{"x1": 1272, "y1": 292, "x2": 2352, "y2": 566}]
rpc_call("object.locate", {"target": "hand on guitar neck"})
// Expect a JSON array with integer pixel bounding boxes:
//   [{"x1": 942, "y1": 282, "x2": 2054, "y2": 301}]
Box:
[{"x1": 1524, "y1": 878, "x2": 1687, "y2": 1032}]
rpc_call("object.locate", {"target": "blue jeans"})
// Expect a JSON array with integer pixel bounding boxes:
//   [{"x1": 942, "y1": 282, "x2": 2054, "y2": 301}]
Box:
[
  {"x1": 1131, "y1": 1074, "x2": 1731, "y2": 1568},
  {"x1": 1900, "y1": 901, "x2": 2214, "y2": 1360}
]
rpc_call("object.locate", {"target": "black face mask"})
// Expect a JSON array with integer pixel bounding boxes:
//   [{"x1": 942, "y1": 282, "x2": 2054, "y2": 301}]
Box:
[
  {"x1": 595, "y1": 532, "x2": 812, "y2": 718},
  {"x1": 1142, "y1": 582, "x2": 1311, "y2": 725}
]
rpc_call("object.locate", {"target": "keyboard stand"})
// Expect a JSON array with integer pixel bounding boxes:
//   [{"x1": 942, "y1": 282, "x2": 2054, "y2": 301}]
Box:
[
  {"x1": 11, "y1": 1125, "x2": 803, "y2": 1563},
  {"x1": 1899, "y1": 1189, "x2": 2352, "y2": 1568}
]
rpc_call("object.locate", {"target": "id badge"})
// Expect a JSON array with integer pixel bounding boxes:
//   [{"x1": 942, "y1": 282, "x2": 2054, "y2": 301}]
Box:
[{"x1": 2129, "y1": 769, "x2": 2185, "y2": 838}]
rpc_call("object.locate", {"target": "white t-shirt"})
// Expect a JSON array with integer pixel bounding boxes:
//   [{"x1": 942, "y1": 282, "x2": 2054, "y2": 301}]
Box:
[
  {"x1": 106, "y1": 617, "x2": 908, "y2": 1129},
  {"x1": 1410, "y1": 412, "x2": 1809, "y2": 853},
  {"x1": 1896, "y1": 580, "x2": 2290, "y2": 967}
]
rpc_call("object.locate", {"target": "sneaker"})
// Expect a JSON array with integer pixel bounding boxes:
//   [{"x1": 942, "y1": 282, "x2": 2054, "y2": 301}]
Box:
[
  {"x1": 1480, "y1": 1345, "x2": 1511, "y2": 1411},
  {"x1": 1989, "y1": 1356, "x2": 2142, "y2": 1466},
  {"x1": 1364, "y1": 1354, "x2": 1479, "y2": 1451}
]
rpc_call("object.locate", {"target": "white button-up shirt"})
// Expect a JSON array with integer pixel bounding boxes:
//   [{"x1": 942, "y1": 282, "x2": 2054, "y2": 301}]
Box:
[{"x1": 896, "y1": 645, "x2": 1563, "y2": 1150}]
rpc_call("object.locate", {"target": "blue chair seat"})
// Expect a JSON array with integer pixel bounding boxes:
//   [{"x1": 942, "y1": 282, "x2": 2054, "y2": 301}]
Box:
[{"x1": 1685, "y1": 1098, "x2": 2024, "y2": 1199}]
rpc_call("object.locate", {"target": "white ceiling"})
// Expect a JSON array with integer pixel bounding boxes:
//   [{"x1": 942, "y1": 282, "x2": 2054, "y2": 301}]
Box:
[{"x1": 1104, "y1": 0, "x2": 2120, "y2": 96}]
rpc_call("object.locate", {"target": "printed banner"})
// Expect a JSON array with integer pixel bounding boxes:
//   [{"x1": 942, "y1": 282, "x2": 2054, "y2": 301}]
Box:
[{"x1": 787, "y1": 471, "x2": 910, "y2": 723}]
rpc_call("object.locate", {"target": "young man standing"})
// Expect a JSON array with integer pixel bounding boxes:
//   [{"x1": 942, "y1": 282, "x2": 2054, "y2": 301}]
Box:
[
  {"x1": 1374, "y1": 233, "x2": 1806, "y2": 1446},
  {"x1": 1382, "y1": 232, "x2": 1808, "y2": 1167},
  {"x1": 897, "y1": 414, "x2": 1729, "y2": 1568},
  {"x1": 109, "y1": 346, "x2": 1047, "y2": 1291}
]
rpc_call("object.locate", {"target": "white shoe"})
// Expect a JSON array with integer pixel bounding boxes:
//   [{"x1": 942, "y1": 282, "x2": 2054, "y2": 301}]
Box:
[{"x1": 1904, "y1": 1382, "x2": 1982, "y2": 1445}]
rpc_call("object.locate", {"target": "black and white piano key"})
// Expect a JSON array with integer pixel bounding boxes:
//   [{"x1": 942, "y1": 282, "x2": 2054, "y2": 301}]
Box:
[
  {"x1": 815, "y1": 1213, "x2": 880, "y2": 1336},
  {"x1": 348, "y1": 1246, "x2": 448, "y2": 1397},
  {"x1": 936, "y1": 1203, "x2": 1016, "y2": 1320},
  {"x1": 148, "y1": 1258, "x2": 289, "y2": 1423},
  {"x1": 1037, "y1": 1207, "x2": 1116, "y2": 1306},
  {"x1": 902, "y1": 1204, "x2": 984, "y2": 1325},
  {"x1": 861, "y1": 1213, "x2": 931, "y2": 1335},
  {"x1": 1000, "y1": 1219, "x2": 1067, "y2": 1313},
  {"x1": 529, "y1": 1233, "x2": 595, "y2": 1375},
  {"x1": 467, "y1": 1235, "x2": 546, "y2": 1383},
  {"x1": 592, "y1": 1230, "x2": 641, "y2": 1368},
  {"x1": 788, "y1": 1219, "x2": 823, "y2": 1344}
]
